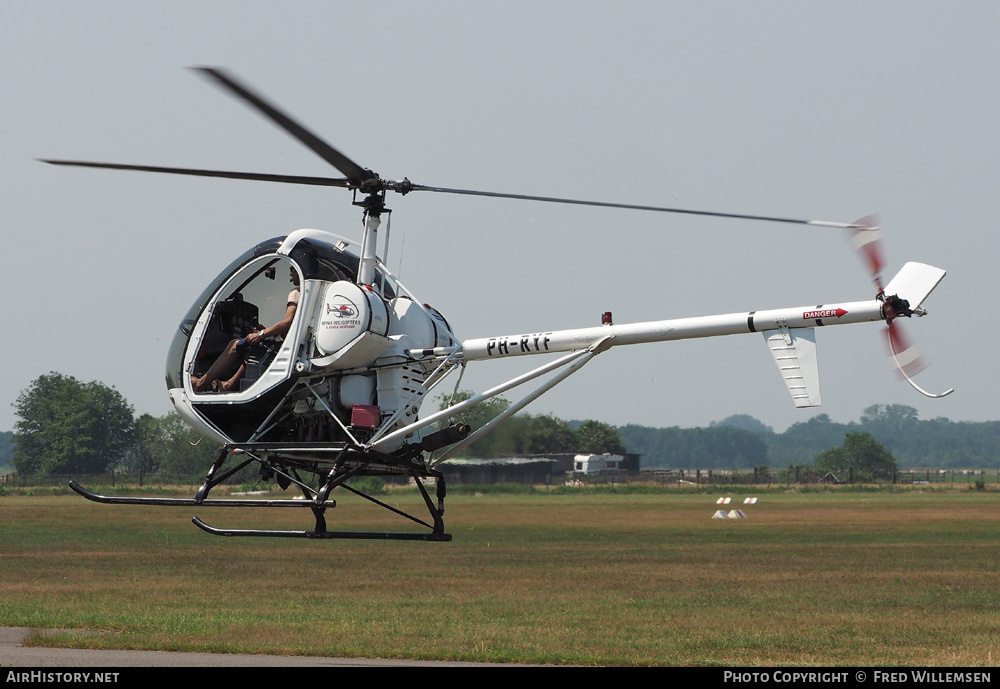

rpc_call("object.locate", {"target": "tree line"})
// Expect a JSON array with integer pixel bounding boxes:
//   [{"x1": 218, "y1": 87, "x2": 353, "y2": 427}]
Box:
[
  {"x1": 8, "y1": 372, "x2": 218, "y2": 477},
  {"x1": 436, "y1": 394, "x2": 908, "y2": 479},
  {"x1": 619, "y1": 405, "x2": 1000, "y2": 470},
  {"x1": 435, "y1": 391, "x2": 627, "y2": 457},
  {"x1": 6, "y1": 376, "x2": 630, "y2": 477},
  {"x1": 7, "y1": 372, "x2": 996, "y2": 478}
]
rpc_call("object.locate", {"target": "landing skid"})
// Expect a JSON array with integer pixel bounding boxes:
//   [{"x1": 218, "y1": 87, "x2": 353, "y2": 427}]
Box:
[
  {"x1": 192, "y1": 517, "x2": 451, "y2": 541},
  {"x1": 69, "y1": 481, "x2": 336, "y2": 509},
  {"x1": 69, "y1": 443, "x2": 451, "y2": 542}
]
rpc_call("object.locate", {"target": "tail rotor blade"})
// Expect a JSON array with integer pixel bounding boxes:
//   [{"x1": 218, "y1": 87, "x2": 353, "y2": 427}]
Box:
[
  {"x1": 886, "y1": 322, "x2": 954, "y2": 398},
  {"x1": 886, "y1": 321, "x2": 926, "y2": 378}
]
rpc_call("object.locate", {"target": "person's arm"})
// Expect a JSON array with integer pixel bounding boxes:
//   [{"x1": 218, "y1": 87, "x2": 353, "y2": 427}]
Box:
[{"x1": 247, "y1": 303, "x2": 296, "y2": 344}]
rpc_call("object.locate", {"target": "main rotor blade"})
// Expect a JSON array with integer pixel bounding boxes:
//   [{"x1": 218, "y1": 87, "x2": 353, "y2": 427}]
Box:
[
  {"x1": 409, "y1": 184, "x2": 877, "y2": 230},
  {"x1": 193, "y1": 66, "x2": 376, "y2": 187},
  {"x1": 39, "y1": 159, "x2": 351, "y2": 187},
  {"x1": 847, "y1": 214, "x2": 886, "y2": 289}
]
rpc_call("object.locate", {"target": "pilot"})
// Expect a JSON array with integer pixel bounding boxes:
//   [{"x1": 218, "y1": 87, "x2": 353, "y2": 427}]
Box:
[{"x1": 192, "y1": 267, "x2": 301, "y2": 393}]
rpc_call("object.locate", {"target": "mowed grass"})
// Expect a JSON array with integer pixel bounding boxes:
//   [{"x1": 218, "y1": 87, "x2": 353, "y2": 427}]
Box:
[{"x1": 0, "y1": 487, "x2": 997, "y2": 665}]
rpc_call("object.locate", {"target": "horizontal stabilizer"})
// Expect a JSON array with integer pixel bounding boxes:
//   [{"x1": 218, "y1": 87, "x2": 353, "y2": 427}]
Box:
[
  {"x1": 763, "y1": 327, "x2": 821, "y2": 408},
  {"x1": 884, "y1": 262, "x2": 946, "y2": 309}
]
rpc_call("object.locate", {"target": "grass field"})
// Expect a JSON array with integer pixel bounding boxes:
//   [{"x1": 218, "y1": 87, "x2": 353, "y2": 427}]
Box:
[{"x1": 1, "y1": 485, "x2": 997, "y2": 666}]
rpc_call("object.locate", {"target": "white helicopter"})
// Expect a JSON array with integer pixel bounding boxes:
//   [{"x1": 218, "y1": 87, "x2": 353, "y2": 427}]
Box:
[{"x1": 43, "y1": 68, "x2": 951, "y2": 541}]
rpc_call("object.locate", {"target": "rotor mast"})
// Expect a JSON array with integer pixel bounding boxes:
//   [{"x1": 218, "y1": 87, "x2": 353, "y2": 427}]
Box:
[{"x1": 355, "y1": 192, "x2": 387, "y2": 287}]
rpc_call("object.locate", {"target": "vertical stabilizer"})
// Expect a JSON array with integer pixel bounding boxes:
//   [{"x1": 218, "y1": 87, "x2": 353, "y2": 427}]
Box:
[{"x1": 763, "y1": 327, "x2": 821, "y2": 408}]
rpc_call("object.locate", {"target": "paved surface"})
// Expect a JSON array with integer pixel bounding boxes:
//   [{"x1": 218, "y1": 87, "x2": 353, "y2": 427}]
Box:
[{"x1": 0, "y1": 627, "x2": 530, "y2": 667}]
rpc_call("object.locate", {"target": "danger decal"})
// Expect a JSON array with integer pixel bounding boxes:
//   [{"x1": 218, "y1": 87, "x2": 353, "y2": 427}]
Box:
[{"x1": 803, "y1": 308, "x2": 847, "y2": 320}]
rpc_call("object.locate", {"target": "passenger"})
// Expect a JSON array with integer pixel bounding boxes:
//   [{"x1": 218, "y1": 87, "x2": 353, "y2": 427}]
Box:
[{"x1": 192, "y1": 268, "x2": 300, "y2": 393}]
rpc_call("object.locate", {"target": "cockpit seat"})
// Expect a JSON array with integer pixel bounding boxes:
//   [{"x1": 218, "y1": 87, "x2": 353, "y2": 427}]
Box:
[{"x1": 195, "y1": 295, "x2": 259, "y2": 373}]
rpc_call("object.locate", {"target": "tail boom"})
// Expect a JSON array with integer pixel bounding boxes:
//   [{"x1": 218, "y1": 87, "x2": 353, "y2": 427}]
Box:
[{"x1": 460, "y1": 300, "x2": 884, "y2": 361}]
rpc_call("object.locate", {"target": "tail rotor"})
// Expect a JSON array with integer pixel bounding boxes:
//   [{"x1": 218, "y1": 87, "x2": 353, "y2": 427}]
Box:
[{"x1": 848, "y1": 216, "x2": 953, "y2": 399}]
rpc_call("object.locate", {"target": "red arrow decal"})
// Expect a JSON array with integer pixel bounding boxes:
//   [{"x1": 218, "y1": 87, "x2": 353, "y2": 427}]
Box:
[{"x1": 803, "y1": 308, "x2": 848, "y2": 319}]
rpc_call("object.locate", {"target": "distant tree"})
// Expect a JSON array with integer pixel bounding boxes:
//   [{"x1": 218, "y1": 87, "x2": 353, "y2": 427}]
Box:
[
  {"x1": 523, "y1": 414, "x2": 576, "y2": 454},
  {"x1": 0, "y1": 430, "x2": 13, "y2": 470},
  {"x1": 815, "y1": 431, "x2": 897, "y2": 481},
  {"x1": 140, "y1": 412, "x2": 221, "y2": 478},
  {"x1": 710, "y1": 414, "x2": 774, "y2": 435},
  {"x1": 12, "y1": 372, "x2": 135, "y2": 475},
  {"x1": 575, "y1": 420, "x2": 627, "y2": 454},
  {"x1": 120, "y1": 413, "x2": 158, "y2": 474},
  {"x1": 861, "y1": 404, "x2": 919, "y2": 438},
  {"x1": 814, "y1": 446, "x2": 849, "y2": 479},
  {"x1": 437, "y1": 390, "x2": 510, "y2": 433},
  {"x1": 767, "y1": 413, "x2": 854, "y2": 467},
  {"x1": 436, "y1": 390, "x2": 513, "y2": 457}
]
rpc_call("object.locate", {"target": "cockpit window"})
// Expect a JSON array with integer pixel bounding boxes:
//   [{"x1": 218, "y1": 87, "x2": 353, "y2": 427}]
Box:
[
  {"x1": 217, "y1": 259, "x2": 293, "y2": 339},
  {"x1": 166, "y1": 234, "x2": 391, "y2": 391},
  {"x1": 186, "y1": 255, "x2": 301, "y2": 394},
  {"x1": 167, "y1": 243, "x2": 279, "y2": 390}
]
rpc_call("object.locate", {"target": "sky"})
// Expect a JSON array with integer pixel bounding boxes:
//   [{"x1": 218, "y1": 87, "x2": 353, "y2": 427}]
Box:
[{"x1": 1, "y1": 1, "x2": 995, "y2": 434}]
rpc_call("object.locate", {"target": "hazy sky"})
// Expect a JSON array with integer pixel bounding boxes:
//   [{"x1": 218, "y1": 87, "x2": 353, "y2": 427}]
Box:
[{"x1": 2, "y1": 2, "x2": 995, "y2": 434}]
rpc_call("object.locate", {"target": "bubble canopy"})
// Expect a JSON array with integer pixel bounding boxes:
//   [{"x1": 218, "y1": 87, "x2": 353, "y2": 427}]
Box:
[{"x1": 164, "y1": 233, "x2": 369, "y2": 391}]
